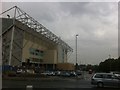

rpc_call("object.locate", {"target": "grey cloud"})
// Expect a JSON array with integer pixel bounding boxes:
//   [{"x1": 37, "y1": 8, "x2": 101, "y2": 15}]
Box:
[
  {"x1": 59, "y1": 2, "x2": 113, "y2": 17},
  {"x1": 2, "y1": 2, "x2": 118, "y2": 65},
  {"x1": 59, "y1": 2, "x2": 90, "y2": 15},
  {"x1": 3, "y1": 2, "x2": 57, "y2": 23},
  {"x1": 20, "y1": 2, "x2": 57, "y2": 23}
]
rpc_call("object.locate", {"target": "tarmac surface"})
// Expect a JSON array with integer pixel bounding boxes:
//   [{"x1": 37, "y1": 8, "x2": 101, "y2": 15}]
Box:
[{"x1": 2, "y1": 72, "x2": 120, "y2": 90}]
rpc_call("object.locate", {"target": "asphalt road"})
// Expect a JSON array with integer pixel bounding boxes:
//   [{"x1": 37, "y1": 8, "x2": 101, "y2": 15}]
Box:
[
  {"x1": 2, "y1": 78, "x2": 120, "y2": 90},
  {"x1": 2, "y1": 79, "x2": 91, "y2": 88},
  {"x1": 2, "y1": 72, "x2": 92, "y2": 88},
  {"x1": 2, "y1": 72, "x2": 120, "y2": 90}
]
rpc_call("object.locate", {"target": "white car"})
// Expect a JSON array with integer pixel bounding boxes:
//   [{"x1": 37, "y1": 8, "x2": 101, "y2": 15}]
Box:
[
  {"x1": 110, "y1": 72, "x2": 120, "y2": 77},
  {"x1": 16, "y1": 69, "x2": 26, "y2": 74},
  {"x1": 91, "y1": 73, "x2": 120, "y2": 88},
  {"x1": 41, "y1": 71, "x2": 55, "y2": 76},
  {"x1": 26, "y1": 69, "x2": 35, "y2": 74}
]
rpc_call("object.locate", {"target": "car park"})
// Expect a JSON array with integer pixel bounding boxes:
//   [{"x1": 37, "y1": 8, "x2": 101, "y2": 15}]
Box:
[
  {"x1": 70, "y1": 71, "x2": 77, "y2": 77},
  {"x1": 55, "y1": 71, "x2": 61, "y2": 76},
  {"x1": 110, "y1": 71, "x2": 120, "y2": 77},
  {"x1": 26, "y1": 69, "x2": 35, "y2": 74},
  {"x1": 91, "y1": 73, "x2": 120, "y2": 88},
  {"x1": 16, "y1": 69, "x2": 26, "y2": 74},
  {"x1": 48, "y1": 71, "x2": 55, "y2": 76},
  {"x1": 76, "y1": 70, "x2": 82, "y2": 76},
  {"x1": 60, "y1": 71, "x2": 71, "y2": 77},
  {"x1": 89, "y1": 69, "x2": 92, "y2": 74},
  {"x1": 41, "y1": 71, "x2": 55, "y2": 76}
]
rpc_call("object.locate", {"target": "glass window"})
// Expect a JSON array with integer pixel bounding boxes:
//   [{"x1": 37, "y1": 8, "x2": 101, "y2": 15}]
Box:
[
  {"x1": 41, "y1": 51, "x2": 43, "y2": 53},
  {"x1": 35, "y1": 53, "x2": 38, "y2": 55},
  {"x1": 111, "y1": 75, "x2": 119, "y2": 79},
  {"x1": 95, "y1": 74, "x2": 103, "y2": 78},
  {"x1": 36, "y1": 49, "x2": 39, "y2": 52},
  {"x1": 106, "y1": 75, "x2": 112, "y2": 79}
]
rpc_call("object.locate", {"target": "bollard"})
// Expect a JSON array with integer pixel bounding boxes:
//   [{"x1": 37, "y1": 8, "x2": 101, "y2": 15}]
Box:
[{"x1": 26, "y1": 85, "x2": 33, "y2": 90}]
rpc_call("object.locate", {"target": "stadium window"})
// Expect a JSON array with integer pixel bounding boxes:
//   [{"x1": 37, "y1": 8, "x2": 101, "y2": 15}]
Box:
[
  {"x1": 5, "y1": 44, "x2": 9, "y2": 49},
  {"x1": 41, "y1": 51, "x2": 43, "y2": 53},
  {"x1": 3, "y1": 38, "x2": 6, "y2": 42},
  {"x1": 36, "y1": 49, "x2": 39, "y2": 52},
  {"x1": 35, "y1": 53, "x2": 38, "y2": 55}
]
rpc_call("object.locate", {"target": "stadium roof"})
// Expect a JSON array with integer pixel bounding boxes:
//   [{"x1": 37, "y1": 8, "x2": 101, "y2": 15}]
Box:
[{"x1": 0, "y1": 6, "x2": 73, "y2": 52}]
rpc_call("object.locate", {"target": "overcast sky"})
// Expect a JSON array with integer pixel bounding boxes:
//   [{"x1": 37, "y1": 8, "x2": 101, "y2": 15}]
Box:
[{"x1": 2, "y1": 2, "x2": 118, "y2": 65}]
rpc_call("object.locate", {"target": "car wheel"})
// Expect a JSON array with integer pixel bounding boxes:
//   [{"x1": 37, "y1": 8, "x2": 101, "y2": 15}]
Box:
[{"x1": 97, "y1": 82, "x2": 103, "y2": 88}]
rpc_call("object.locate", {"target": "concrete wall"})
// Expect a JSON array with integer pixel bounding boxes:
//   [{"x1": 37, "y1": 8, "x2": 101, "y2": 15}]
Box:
[
  {"x1": 11, "y1": 26, "x2": 23, "y2": 66},
  {"x1": 22, "y1": 31, "x2": 48, "y2": 63},
  {"x1": 44, "y1": 49, "x2": 57, "y2": 64},
  {"x1": 22, "y1": 31, "x2": 59, "y2": 64},
  {"x1": 57, "y1": 45, "x2": 68, "y2": 63},
  {"x1": 14, "y1": 19, "x2": 58, "y2": 64},
  {"x1": 2, "y1": 18, "x2": 24, "y2": 66},
  {"x1": 2, "y1": 29, "x2": 11, "y2": 65},
  {"x1": 57, "y1": 63, "x2": 75, "y2": 71},
  {"x1": 2, "y1": 18, "x2": 13, "y2": 65},
  {"x1": 2, "y1": 18, "x2": 71, "y2": 67},
  {"x1": 2, "y1": 18, "x2": 13, "y2": 33}
]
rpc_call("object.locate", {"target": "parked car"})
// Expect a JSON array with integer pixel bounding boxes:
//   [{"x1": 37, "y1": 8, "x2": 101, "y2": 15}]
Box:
[
  {"x1": 110, "y1": 71, "x2": 120, "y2": 77},
  {"x1": 41, "y1": 71, "x2": 55, "y2": 76},
  {"x1": 70, "y1": 71, "x2": 77, "y2": 77},
  {"x1": 48, "y1": 71, "x2": 55, "y2": 76},
  {"x1": 76, "y1": 70, "x2": 82, "y2": 76},
  {"x1": 60, "y1": 71, "x2": 71, "y2": 77},
  {"x1": 55, "y1": 71, "x2": 61, "y2": 76},
  {"x1": 41, "y1": 71, "x2": 49, "y2": 76},
  {"x1": 16, "y1": 69, "x2": 26, "y2": 74},
  {"x1": 91, "y1": 73, "x2": 120, "y2": 88},
  {"x1": 89, "y1": 69, "x2": 92, "y2": 74},
  {"x1": 26, "y1": 69, "x2": 35, "y2": 74}
]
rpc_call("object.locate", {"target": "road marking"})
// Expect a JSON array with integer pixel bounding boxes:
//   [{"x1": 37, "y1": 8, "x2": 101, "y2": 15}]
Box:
[{"x1": 26, "y1": 85, "x2": 33, "y2": 90}]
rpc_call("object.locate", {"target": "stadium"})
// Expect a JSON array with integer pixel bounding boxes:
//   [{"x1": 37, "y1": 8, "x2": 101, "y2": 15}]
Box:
[{"x1": 1, "y1": 6, "x2": 74, "y2": 71}]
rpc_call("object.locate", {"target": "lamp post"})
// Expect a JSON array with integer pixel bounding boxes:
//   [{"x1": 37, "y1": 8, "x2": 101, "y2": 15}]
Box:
[
  {"x1": 109, "y1": 54, "x2": 111, "y2": 72},
  {"x1": 75, "y1": 34, "x2": 78, "y2": 70}
]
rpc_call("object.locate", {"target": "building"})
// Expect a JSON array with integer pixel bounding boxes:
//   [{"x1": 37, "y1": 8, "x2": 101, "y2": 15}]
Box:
[{"x1": 1, "y1": 6, "x2": 74, "y2": 70}]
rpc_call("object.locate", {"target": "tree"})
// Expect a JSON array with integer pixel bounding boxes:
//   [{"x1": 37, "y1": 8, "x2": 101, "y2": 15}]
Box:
[{"x1": 97, "y1": 57, "x2": 120, "y2": 72}]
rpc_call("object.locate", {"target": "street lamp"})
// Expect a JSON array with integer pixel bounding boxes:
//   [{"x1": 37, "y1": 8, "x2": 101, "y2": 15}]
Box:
[
  {"x1": 75, "y1": 34, "x2": 79, "y2": 70},
  {"x1": 109, "y1": 54, "x2": 111, "y2": 72}
]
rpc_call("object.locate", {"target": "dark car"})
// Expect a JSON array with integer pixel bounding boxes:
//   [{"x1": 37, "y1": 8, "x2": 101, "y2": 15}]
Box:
[
  {"x1": 89, "y1": 69, "x2": 92, "y2": 74},
  {"x1": 70, "y1": 71, "x2": 77, "y2": 77},
  {"x1": 60, "y1": 71, "x2": 70, "y2": 77},
  {"x1": 91, "y1": 73, "x2": 120, "y2": 88},
  {"x1": 76, "y1": 70, "x2": 82, "y2": 76}
]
